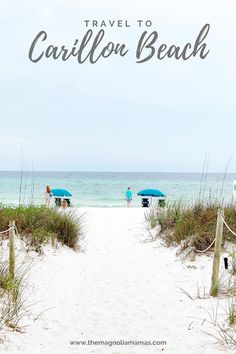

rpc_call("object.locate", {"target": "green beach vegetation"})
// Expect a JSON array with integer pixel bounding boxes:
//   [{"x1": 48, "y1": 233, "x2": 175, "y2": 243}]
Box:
[
  {"x1": 145, "y1": 200, "x2": 236, "y2": 251},
  {"x1": 0, "y1": 205, "x2": 84, "y2": 252},
  {"x1": 0, "y1": 205, "x2": 84, "y2": 333},
  {"x1": 0, "y1": 258, "x2": 25, "y2": 332},
  {"x1": 146, "y1": 200, "x2": 236, "y2": 346}
]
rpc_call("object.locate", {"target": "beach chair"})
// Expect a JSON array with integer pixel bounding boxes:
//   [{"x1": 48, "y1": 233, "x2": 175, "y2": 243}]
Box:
[{"x1": 142, "y1": 198, "x2": 150, "y2": 207}]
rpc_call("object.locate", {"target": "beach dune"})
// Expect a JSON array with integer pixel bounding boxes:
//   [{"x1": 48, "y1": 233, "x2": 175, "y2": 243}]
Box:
[{"x1": 2, "y1": 208, "x2": 233, "y2": 354}]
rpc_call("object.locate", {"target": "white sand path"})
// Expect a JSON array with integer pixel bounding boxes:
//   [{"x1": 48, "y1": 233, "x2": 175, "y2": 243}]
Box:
[{"x1": 2, "y1": 208, "x2": 235, "y2": 354}]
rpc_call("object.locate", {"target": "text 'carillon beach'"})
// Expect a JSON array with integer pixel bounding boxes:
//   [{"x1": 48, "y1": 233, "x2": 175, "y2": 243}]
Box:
[{"x1": 28, "y1": 24, "x2": 210, "y2": 64}]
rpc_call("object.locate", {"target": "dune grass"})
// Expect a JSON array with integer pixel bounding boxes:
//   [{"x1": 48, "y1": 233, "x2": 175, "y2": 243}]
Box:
[
  {"x1": 146, "y1": 199, "x2": 236, "y2": 347},
  {"x1": 145, "y1": 201, "x2": 236, "y2": 251},
  {"x1": 0, "y1": 205, "x2": 84, "y2": 252},
  {"x1": 0, "y1": 205, "x2": 84, "y2": 334},
  {"x1": 0, "y1": 257, "x2": 26, "y2": 332}
]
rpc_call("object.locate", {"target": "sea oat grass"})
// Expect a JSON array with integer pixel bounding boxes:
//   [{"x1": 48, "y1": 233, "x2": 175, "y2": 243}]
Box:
[
  {"x1": 146, "y1": 201, "x2": 236, "y2": 250},
  {"x1": 0, "y1": 206, "x2": 83, "y2": 251},
  {"x1": 0, "y1": 258, "x2": 26, "y2": 332}
]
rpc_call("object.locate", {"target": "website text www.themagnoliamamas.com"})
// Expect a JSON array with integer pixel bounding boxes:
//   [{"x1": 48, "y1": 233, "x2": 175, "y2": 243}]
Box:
[{"x1": 69, "y1": 339, "x2": 167, "y2": 347}]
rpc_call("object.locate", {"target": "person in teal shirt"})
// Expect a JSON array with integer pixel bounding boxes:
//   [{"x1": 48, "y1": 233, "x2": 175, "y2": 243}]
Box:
[{"x1": 125, "y1": 187, "x2": 132, "y2": 207}]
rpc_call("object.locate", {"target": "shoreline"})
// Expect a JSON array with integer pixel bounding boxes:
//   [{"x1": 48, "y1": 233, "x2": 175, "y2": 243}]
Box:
[{"x1": 0, "y1": 171, "x2": 235, "y2": 208}]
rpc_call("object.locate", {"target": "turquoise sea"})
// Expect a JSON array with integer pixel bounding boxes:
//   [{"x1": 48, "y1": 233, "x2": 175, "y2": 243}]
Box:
[{"x1": 0, "y1": 171, "x2": 235, "y2": 207}]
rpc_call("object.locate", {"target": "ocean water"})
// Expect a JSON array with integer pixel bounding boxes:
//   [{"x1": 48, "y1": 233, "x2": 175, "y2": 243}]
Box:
[{"x1": 0, "y1": 171, "x2": 235, "y2": 207}]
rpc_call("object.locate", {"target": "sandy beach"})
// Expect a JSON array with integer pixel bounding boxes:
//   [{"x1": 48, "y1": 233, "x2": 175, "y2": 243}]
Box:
[{"x1": 1, "y1": 208, "x2": 235, "y2": 354}]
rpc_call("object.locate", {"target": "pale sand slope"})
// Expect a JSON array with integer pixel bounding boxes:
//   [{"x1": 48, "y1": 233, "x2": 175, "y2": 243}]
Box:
[{"x1": 2, "y1": 208, "x2": 235, "y2": 354}]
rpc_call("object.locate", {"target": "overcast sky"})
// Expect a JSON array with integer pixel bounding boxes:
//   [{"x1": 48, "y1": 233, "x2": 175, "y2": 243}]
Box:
[{"x1": 0, "y1": 0, "x2": 235, "y2": 172}]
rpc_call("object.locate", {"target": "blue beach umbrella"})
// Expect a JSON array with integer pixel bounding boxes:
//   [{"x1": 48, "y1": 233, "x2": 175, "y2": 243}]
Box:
[
  {"x1": 137, "y1": 189, "x2": 165, "y2": 197},
  {"x1": 50, "y1": 189, "x2": 72, "y2": 198}
]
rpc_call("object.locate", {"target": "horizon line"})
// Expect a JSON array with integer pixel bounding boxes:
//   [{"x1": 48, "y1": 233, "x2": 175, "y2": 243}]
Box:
[{"x1": 0, "y1": 170, "x2": 236, "y2": 174}]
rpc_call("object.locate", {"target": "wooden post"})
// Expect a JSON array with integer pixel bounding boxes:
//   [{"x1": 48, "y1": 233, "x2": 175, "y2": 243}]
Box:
[
  {"x1": 189, "y1": 249, "x2": 196, "y2": 262},
  {"x1": 210, "y1": 209, "x2": 224, "y2": 296},
  {"x1": 189, "y1": 237, "x2": 196, "y2": 262},
  {"x1": 9, "y1": 220, "x2": 15, "y2": 279}
]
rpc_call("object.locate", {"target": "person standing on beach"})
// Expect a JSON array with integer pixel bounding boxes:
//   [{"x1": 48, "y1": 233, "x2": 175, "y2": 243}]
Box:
[
  {"x1": 125, "y1": 187, "x2": 132, "y2": 207},
  {"x1": 44, "y1": 185, "x2": 51, "y2": 207}
]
